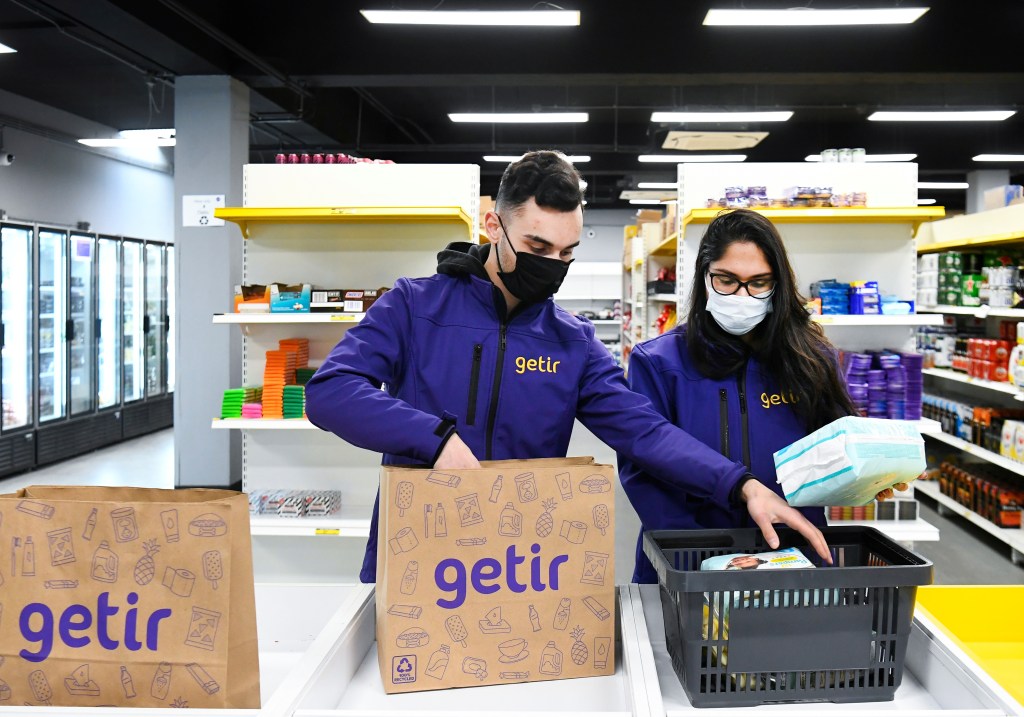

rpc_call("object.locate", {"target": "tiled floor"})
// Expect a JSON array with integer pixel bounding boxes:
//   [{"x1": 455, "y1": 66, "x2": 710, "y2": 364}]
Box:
[{"x1": 3, "y1": 427, "x2": 1022, "y2": 585}]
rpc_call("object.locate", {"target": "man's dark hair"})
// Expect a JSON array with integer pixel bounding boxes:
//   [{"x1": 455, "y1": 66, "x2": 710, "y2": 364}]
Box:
[{"x1": 495, "y1": 150, "x2": 584, "y2": 215}]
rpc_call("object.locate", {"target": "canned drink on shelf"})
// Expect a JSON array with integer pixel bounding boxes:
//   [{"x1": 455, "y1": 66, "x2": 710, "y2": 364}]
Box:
[
  {"x1": 274, "y1": 153, "x2": 286, "y2": 164},
  {"x1": 287, "y1": 153, "x2": 299, "y2": 164},
  {"x1": 851, "y1": 148, "x2": 866, "y2": 162},
  {"x1": 838, "y1": 148, "x2": 852, "y2": 163},
  {"x1": 821, "y1": 148, "x2": 838, "y2": 163},
  {"x1": 300, "y1": 153, "x2": 312, "y2": 163},
  {"x1": 312, "y1": 153, "x2": 324, "y2": 163},
  {"x1": 324, "y1": 153, "x2": 336, "y2": 164}
]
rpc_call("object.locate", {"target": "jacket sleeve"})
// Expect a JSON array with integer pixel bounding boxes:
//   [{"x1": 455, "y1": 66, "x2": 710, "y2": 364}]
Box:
[
  {"x1": 304, "y1": 279, "x2": 455, "y2": 465},
  {"x1": 576, "y1": 332, "x2": 745, "y2": 510}
]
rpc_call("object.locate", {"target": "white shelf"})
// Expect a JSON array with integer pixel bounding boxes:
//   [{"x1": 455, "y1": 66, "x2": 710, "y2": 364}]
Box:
[
  {"x1": 915, "y1": 480, "x2": 1024, "y2": 564},
  {"x1": 213, "y1": 312, "x2": 366, "y2": 324},
  {"x1": 649, "y1": 293, "x2": 677, "y2": 302},
  {"x1": 918, "y1": 305, "x2": 1024, "y2": 319},
  {"x1": 923, "y1": 367, "x2": 1023, "y2": 398},
  {"x1": 212, "y1": 418, "x2": 318, "y2": 429},
  {"x1": 914, "y1": 417, "x2": 942, "y2": 434},
  {"x1": 826, "y1": 517, "x2": 939, "y2": 542},
  {"x1": 924, "y1": 430, "x2": 1024, "y2": 477},
  {"x1": 591, "y1": 319, "x2": 621, "y2": 325},
  {"x1": 250, "y1": 504, "x2": 372, "y2": 537},
  {"x1": 810, "y1": 314, "x2": 944, "y2": 326}
]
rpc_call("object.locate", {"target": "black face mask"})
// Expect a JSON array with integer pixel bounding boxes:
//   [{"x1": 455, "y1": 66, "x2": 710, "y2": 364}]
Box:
[{"x1": 495, "y1": 214, "x2": 573, "y2": 304}]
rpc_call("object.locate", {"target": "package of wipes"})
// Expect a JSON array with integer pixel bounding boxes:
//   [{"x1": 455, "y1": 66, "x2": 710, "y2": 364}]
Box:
[{"x1": 774, "y1": 416, "x2": 924, "y2": 507}]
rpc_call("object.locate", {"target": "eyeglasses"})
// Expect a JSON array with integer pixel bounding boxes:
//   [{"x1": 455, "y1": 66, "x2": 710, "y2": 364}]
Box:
[{"x1": 708, "y1": 272, "x2": 776, "y2": 298}]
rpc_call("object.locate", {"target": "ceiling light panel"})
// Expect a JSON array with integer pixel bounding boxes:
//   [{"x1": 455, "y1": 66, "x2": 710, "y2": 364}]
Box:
[
  {"x1": 0, "y1": 41, "x2": 16, "y2": 53},
  {"x1": 483, "y1": 155, "x2": 590, "y2": 163},
  {"x1": 450, "y1": 113, "x2": 588, "y2": 123},
  {"x1": 360, "y1": 10, "x2": 580, "y2": 26},
  {"x1": 917, "y1": 182, "x2": 969, "y2": 190},
  {"x1": 869, "y1": 110, "x2": 1015, "y2": 122},
  {"x1": 637, "y1": 182, "x2": 677, "y2": 189},
  {"x1": 703, "y1": 7, "x2": 929, "y2": 26},
  {"x1": 805, "y1": 153, "x2": 917, "y2": 162},
  {"x1": 638, "y1": 154, "x2": 746, "y2": 163},
  {"x1": 973, "y1": 154, "x2": 1024, "y2": 162},
  {"x1": 652, "y1": 112, "x2": 792, "y2": 123}
]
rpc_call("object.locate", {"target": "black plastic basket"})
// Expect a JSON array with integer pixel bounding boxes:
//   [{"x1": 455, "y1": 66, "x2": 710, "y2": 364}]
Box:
[{"x1": 643, "y1": 526, "x2": 933, "y2": 708}]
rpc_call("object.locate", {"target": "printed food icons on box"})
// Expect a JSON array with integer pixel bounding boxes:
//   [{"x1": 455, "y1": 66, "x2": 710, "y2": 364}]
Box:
[{"x1": 375, "y1": 458, "x2": 615, "y2": 694}]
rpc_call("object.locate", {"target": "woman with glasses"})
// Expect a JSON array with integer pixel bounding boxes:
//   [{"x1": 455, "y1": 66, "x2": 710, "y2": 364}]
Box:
[{"x1": 620, "y1": 209, "x2": 885, "y2": 583}]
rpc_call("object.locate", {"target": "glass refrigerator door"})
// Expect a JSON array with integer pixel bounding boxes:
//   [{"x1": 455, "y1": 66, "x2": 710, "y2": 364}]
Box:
[
  {"x1": 144, "y1": 242, "x2": 166, "y2": 398},
  {"x1": 69, "y1": 233, "x2": 96, "y2": 416},
  {"x1": 123, "y1": 240, "x2": 145, "y2": 403},
  {"x1": 97, "y1": 237, "x2": 121, "y2": 410},
  {"x1": 38, "y1": 229, "x2": 68, "y2": 422},
  {"x1": 1, "y1": 225, "x2": 34, "y2": 431},
  {"x1": 166, "y1": 244, "x2": 175, "y2": 394}
]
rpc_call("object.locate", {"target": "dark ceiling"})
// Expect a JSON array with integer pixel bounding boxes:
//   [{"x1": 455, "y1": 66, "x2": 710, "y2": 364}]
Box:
[{"x1": 1, "y1": 0, "x2": 1023, "y2": 208}]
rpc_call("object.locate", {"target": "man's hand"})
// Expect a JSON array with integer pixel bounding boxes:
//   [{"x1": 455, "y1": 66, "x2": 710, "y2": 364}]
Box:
[
  {"x1": 434, "y1": 433, "x2": 481, "y2": 470},
  {"x1": 741, "y1": 479, "x2": 833, "y2": 564}
]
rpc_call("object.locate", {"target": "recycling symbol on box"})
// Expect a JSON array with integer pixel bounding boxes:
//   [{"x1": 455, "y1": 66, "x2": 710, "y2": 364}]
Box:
[{"x1": 392, "y1": 655, "x2": 416, "y2": 684}]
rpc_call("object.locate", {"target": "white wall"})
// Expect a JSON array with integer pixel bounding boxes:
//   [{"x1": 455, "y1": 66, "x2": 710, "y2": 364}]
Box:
[{"x1": 0, "y1": 89, "x2": 173, "y2": 240}]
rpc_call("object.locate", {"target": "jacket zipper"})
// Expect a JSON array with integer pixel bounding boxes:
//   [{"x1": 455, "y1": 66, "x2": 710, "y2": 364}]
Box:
[
  {"x1": 738, "y1": 367, "x2": 752, "y2": 469},
  {"x1": 485, "y1": 325, "x2": 508, "y2": 460},
  {"x1": 718, "y1": 388, "x2": 729, "y2": 457},
  {"x1": 466, "y1": 343, "x2": 483, "y2": 426}
]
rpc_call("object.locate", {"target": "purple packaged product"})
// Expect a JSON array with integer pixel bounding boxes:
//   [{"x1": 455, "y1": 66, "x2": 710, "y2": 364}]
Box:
[
  {"x1": 725, "y1": 186, "x2": 746, "y2": 200},
  {"x1": 747, "y1": 186, "x2": 767, "y2": 198}
]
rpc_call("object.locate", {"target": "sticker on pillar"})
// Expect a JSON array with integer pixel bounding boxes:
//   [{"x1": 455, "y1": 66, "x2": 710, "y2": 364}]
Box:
[{"x1": 182, "y1": 195, "x2": 226, "y2": 228}]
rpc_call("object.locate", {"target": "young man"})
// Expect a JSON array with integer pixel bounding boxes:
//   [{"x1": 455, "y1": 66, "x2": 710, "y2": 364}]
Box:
[{"x1": 305, "y1": 151, "x2": 830, "y2": 583}]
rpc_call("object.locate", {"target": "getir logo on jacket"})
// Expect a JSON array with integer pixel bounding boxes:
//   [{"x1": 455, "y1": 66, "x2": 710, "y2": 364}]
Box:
[{"x1": 515, "y1": 356, "x2": 560, "y2": 374}]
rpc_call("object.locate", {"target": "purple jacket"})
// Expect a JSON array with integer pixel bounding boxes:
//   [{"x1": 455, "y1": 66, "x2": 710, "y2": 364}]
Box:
[
  {"x1": 618, "y1": 327, "x2": 828, "y2": 583},
  {"x1": 305, "y1": 242, "x2": 751, "y2": 583}
]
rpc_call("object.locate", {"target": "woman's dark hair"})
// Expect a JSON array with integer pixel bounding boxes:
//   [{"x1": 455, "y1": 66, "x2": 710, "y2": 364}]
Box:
[
  {"x1": 686, "y1": 209, "x2": 856, "y2": 431},
  {"x1": 496, "y1": 151, "x2": 584, "y2": 215}
]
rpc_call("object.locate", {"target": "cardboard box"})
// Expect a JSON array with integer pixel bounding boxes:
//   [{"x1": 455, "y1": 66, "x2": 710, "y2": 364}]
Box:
[
  {"x1": 310, "y1": 288, "x2": 388, "y2": 313},
  {"x1": 269, "y1": 283, "x2": 311, "y2": 313},
  {"x1": 376, "y1": 457, "x2": 615, "y2": 694},
  {"x1": 984, "y1": 185, "x2": 1024, "y2": 211},
  {"x1": 234, "y1": 284, "x2": 270, "y2": 313},
  {"x1": 634, "y1": 209, "x2": 662, "y2": 225}
]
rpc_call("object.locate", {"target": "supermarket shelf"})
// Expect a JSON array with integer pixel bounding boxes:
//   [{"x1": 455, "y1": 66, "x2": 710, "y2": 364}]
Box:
[
  {"x1": 250, "y1": 505, "x2": 372, "y2": 538},
  {"x1": 923, "y1": 367, "x2": 1023, "y2": 398},
  {"x1": 212, "y1": 418, "x2": 318, "y2": 430},
  {"x1": 215, "y1": 205, "x2": 473, "y2": 239},
  {"x1": 914, "y1": 417, "x2": 942, "y2": 435},
  {"x1": 811, "y1": 314, "x2": 945, "y2": 326},
  {"x1": 924, "y1": 430, "x2": 1024, "y2": 477},
  {"x1": 916, "y1": 205, "x2": 1024, "y2": 253},
  {"x1": 918, "y1": 304, "x2": 1024, "y2": 319},
  {"x1": 649, "y1": 232, "x2": 678, "y2": 257},
  {"x1": 826, "y1": 517, "x2": 939, "y2": 543},
  {"x1": 682, "y1": 206, "x2": 945, "y2": 232},
  {"x1": 213, "y1": 312, "x2": 366, "y2": 324},
  {"x1": 649, "y1": 293, "x2": 677, "y2": 302},
  {"x1": 915, "y1": 480, "x2": 1024, "y2": 565}
]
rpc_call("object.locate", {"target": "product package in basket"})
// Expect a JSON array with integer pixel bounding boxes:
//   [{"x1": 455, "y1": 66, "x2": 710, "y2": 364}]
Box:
[
  {"x1": 376, "y1": 457, "x2": 615, "y2": 694},
  {"x1": 0, "y1": 486, "x2": 259, "y2": 709},
  {"x1": 774, "y1": 416, "x2": 925, "y2": 507}
]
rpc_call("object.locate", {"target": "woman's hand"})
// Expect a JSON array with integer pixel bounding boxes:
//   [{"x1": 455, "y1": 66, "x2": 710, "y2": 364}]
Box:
[
  {"x1": 434, "y1": 433, "x2": 481, "y2": 470},
  {"x1": 740, "y1": 479, "x2": 833, "y2": 564}
]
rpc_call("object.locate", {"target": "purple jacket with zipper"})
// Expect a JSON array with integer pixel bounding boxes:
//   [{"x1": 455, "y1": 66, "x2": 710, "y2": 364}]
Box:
[
  {"x1": 618, "y1": 326, "x2": 828, "y2": 584},
  {"x1": 305, "y1": 242, "x2": 752, "y2": 583}
]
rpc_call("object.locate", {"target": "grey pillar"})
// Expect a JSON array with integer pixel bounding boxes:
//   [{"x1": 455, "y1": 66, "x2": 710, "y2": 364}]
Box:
[
  {"x1": 173, "y1": 76, "x2": 248, "y2": 487},
  {"x1": 966, "y1": 169, "x2": 1010, "y2": 214}
]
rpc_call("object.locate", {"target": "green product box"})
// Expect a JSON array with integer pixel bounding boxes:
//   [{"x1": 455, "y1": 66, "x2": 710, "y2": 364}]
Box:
[
  {"x1": 939, "y1": 289, "x2": 962, "y2": 306},
  {"x1": 939, "y1": 251, "x2": 963, "y2": 270},
  {"x1": 938, "y1": 269, "x2": 963, "y2": 289}
]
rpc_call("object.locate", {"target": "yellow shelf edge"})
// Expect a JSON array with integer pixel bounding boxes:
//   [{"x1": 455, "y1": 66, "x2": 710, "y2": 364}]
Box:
[
  {"x1": 917, "y1": 229, "x2": 1024, "y2": 253},
  {"x1": 682, "y1": 206, "x2": 945, "y2": 233},
  {"x1": 214, "y1": 206, "x2": 474, "y2": 240},
  {"x1": 649, "y1": 232, "x2": 678, "y2": 257}
]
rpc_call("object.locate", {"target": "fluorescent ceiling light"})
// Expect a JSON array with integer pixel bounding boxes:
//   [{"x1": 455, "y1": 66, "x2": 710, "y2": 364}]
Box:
[
  {"x1": 482, "y1": 154, "x2": 590, "y2": 163},
  {"x1": 973, "y1": 154, "x2": 1024, "y2": 162},
  {"x1": 638, "y1": 154, "x2": 746, "y2": 163},
  {"x1": 805, "y1": 153, "x2": 916, "y2": 162},
  {"x1": 637, "y1": 182, "x2": 677, "y2": 189},
  {"x1": 622, "y1": 190, "x2": 676, "y2": 201},
  {"x1": 629, "y1": 199, "x2": 665, "y2": 205},
  {"x1": 360, "y1": 9, "x2": 580, "y2": 26},
  {"x1": 79, "y1": 128, "x2": 176, "y2": 148},
  {"x1": 652, "y1": 111, "x2": 792, "y2": 123},
  {"x1": 0, "y1": 41, "x2": 16, "y2": 53},
  {"x1": 917, "y1": 182, "x2": 969, "y2": 190},
  {"x1": 703, "y1": 7, "x2": 929, "y2": 26},
  {"x1": 451, "y1": 112, "x2": 587, "y2": 123},
  {"x1": 869, "y1": 110, "x2": 1015, "y2": 122},
  {"x1": 917, "y1": 199, "x2": 937, "y2": 205}
]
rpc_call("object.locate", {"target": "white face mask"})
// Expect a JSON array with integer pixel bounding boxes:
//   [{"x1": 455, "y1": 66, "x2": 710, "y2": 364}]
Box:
[{"x1": 705, "y1": 276, "x2": 773, "y2": 335}]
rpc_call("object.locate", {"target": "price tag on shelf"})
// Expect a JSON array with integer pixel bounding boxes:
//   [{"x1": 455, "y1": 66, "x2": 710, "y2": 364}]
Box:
[
  {"x1": 315, "y1": 528, "x2": 341, "y2": 536},
  {"x1": 329, "y1": 314, "x2": 360, "y2": 322}
]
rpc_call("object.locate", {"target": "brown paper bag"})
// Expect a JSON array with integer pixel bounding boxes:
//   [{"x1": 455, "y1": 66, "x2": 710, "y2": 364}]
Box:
[
  {"x1": 376, "y1": 457, "x2": 615, "y2": 694},
  {"x1": 0, "y1": 486, "x2": 259, "y2": 708}
]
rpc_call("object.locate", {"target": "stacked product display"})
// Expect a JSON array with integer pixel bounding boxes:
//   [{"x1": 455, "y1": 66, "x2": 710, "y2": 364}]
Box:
[
  {"x1": 917, "y1": 250, "x2": 1022, "y2": 309},
  {"x1": 843, "y1": 351, "x2": 923, "y2": 421},
  {"x1": 922, "y1": 393, "x2": 1024, "y2": 460},
  {"x1": 936, "y1": 462, "x2": 1023, "y2": 528},
  {"x1": 273, "y1": 152, "x2": 395, "y2": 165},
  {"x1": 234, "y1": 284, "x2": 388, "y2": 314},
  {"x1": 808, "y1": 279, "x2": 913, "y2": 315},
  {"x1": 705, "y1": 184, "x2": 867, "y2": 209},
  {"x1": 218, "y1": 339, "x2": 313, "y2": 420},
  {"x1": 917, "y1": 319, "x2": 1017, "y2": 381}
]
